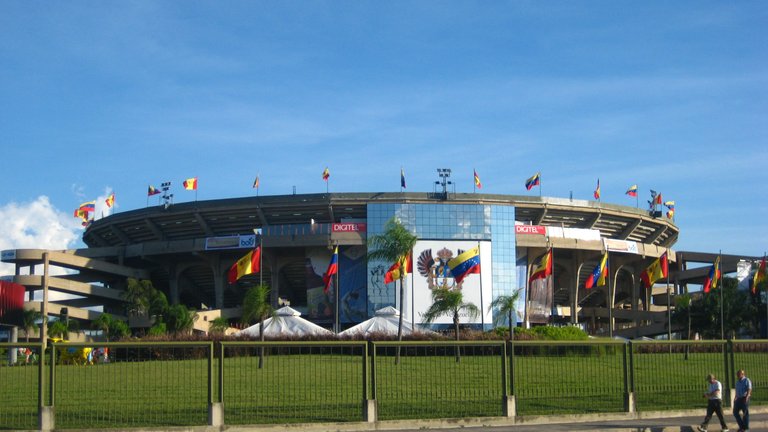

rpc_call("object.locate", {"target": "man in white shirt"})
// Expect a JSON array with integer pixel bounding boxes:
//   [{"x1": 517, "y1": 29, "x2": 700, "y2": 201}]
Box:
[{"x1": 698, "y1": 373, "x2": 729, "y2": 432}]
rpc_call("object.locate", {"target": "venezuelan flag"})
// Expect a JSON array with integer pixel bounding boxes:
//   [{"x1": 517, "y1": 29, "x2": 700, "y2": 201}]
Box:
[
  {"x1": 625, "y1": 185, "x2": 638, "y2": 197},
  {"x1": 585, "y1": 253, "x2": 608, "y2": 289},
  {"x1": 148, "y1": 185, "x2": 161, "y2": 196},
  {"x1": 593, "y1": 179, "x2": 601, "y2": 200},
  {"x1": 525, "y1": 172, "x2": 540, "y2": 190},
  {"x1": 448, "y1": 247, "x2": 481, "y2": 284},
  {"x1": 323, "y1": 246, "x2": 339, "y2": 293},
  {"x1": 703, "y1": 256, "x2": 721, "y2": 293},
  {"x1": 78, "y1": 201, "x2": 95, "y2": 214}
]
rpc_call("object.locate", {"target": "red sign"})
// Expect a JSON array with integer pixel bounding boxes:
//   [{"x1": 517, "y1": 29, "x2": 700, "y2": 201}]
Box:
[
  {"x1": 332, "y1": 223, "x2": 367, "y2": 233},
  {"x1": 515, "y1": 225, "x2": 546, "y2": 235}
]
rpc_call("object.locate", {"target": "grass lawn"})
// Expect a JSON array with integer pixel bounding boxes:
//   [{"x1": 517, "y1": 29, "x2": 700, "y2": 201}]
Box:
[{"x1": 1, "y1": 344, "x2": 766, "y2": 430}]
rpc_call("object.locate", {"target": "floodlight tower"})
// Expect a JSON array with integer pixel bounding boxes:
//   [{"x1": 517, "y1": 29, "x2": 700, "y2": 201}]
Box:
[
  {"x1": 435, "y1": 168, "x2": 453, "y2": 200},
  {"x1": 161, "y1": 182, "x2": 174, "y2": 210}
]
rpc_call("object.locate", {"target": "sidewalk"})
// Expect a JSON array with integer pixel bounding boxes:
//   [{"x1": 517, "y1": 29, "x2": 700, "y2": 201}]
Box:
[{"x1": 241, "y1": 409, "x2": 768, "y2": 432}]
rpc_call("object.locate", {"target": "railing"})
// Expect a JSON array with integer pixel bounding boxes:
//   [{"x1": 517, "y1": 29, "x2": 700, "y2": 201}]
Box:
[{"x1": 1, "y1": 339, "x2": 766, "y2": 431}]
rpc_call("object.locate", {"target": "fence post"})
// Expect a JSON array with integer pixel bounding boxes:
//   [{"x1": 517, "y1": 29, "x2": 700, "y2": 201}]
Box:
[
  {"x1": 208, "y1": 342, "x2": 223, "y2": 427},
  {"x1": 38, "y1": 345, "x2": 55, "y2": 432},
  {"x1": 502, "y1": 340, "x2": 516, "y2": 418},
  {"x1": 623, "y1": 341, "x2": 637, "y2": 413},
  {"x1": 726, "y1": 339, "x2": 735, "y2": 407},
  {"x1": 363, "y1": 341, "x2": 377, "y2": 423},
  {"x1": 623, "y1": 341, "x2": 635, "y2": 413}
]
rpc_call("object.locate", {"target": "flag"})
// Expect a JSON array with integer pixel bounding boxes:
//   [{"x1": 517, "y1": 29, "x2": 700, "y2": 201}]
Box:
[
  {"x1": 400, "y1": 168, "x2": 406, "y2": 189},
  {"x1": 183, "y1": 177, "x2": 198, "y2": 190},
  {"x1": 640, "y1": 252, "x2": 668, "y2": 288},
  {"x1": 148, "y1": 185, "x2": 161, "y2": 196},
  {"x1": 664, "y1": 201, "x2": 676, "y2": 219},
  {"x1": 626, "y1": 185, "x2": 638, "y2": 197},
  {"x1": 384, "y1": 254, "x2": 413, "y2": 284},
  {"x1": 703, "y1": 256, "x2": 721, "y2": 293},
  {"x1": 448, "y1": 246, "x2": 481, "y2": 284},
  {"x1": 253, "y1": 176, "x2": 260, "y2": 189},
  {"x1": 78, "y1": 201, "x2": 95, "y2": 213},
  {"x1": 105, "y1": 193, "x2": 115, "y2": 208},
  {"x1": 585, "y1": 253, "x2": 608, "y2": 289},
  {"x1": 753, "y1": 256, "x2": 766, "y2": 294},
  {"x1": 525, "y1": 172, "x2": 541, "y2": 190},
  {"x1": 529, "y1": 249, "x2": 553, "y2": 284},
  {"x1": 593, "y1": 179, "x2": 601, "y2": 200},
  {"x1": 654, "y1": 193, "x2": 662, "y2": 205},
  {"x1": 322, "y1": 167, "x2": 330, "y2": 181},
  {"x1": 323, "y1": 246, "x2": 339, "y2": 293},
  {"x1": 474, "y1": 169, "x2": 482, "y2": 189},
  {"x1": 227, "y1": 246, "x2": 262, "y2": 284}
]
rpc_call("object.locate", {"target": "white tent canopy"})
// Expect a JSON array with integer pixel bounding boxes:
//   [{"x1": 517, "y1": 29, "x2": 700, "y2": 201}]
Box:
[
  {"x1": 338, "y1": 306, "x2": 435, "y2": 337},
  {"x1": 234, "y1": 306, "x2": 333, "y2": 338}
]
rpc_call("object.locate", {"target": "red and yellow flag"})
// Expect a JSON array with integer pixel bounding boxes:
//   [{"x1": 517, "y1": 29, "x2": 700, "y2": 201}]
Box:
[
  {"x1": 183, "y1": 177, "x2": 198, "y2": 190},
  {"x1": 384, "y1": 254, "x2": 413, "y2": 284},
  {"x1": 641, "y1": 252, "x2": 668, "y2": 288},
  {"x1": 227, "y1": 246, "x2": 262, "y2": 284},
  {"x1": 529, "y1": 249, "x2": 552, "y2": 284},
  {"x1": 322, "y1": 167, "x2": 330, "y2": 181},
  {"x1": 753, "y1": 256, "x2": 766, "y2": 294},
  {"x1": 105, "y1": 193, "x2": 115, "y2": 208}
]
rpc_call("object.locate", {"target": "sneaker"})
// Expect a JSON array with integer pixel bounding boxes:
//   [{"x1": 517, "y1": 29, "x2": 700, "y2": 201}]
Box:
[
  {"x1": 722, "y1": 429, "x2": 729, "y2": 432},
  {"x1": 697, "y1": 427, "x2": 707, "y2": 432}
]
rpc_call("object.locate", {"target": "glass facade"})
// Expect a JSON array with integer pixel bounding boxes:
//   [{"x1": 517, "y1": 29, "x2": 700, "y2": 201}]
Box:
[{"x1": 366, "y1": 203, "x2": 518, "y2": 327}]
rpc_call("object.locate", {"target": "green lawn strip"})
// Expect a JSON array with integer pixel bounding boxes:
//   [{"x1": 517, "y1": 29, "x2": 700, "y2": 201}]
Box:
[{"x1": 2, "y1": 348, "x2": 767, "y2": 429}]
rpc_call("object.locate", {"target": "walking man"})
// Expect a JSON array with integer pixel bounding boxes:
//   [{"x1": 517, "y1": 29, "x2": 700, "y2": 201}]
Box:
[
  {"x1": 698, "y1": 373, "x2": 729, "y2": 432},
  {"x1": 733, "y1": 369, "x2": 752, "y2": 432}
]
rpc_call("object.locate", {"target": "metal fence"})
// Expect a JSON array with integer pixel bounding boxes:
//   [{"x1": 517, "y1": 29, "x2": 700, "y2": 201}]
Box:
[{"x1": 1, "y1": 339, "x2": 766, "y2": 430}]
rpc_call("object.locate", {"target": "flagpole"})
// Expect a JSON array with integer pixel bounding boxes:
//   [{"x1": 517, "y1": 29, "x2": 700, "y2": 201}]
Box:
[
  {"x1": 473, "y1": 169, "x2": 476, "y2": 194},
  {"x1": 335, "y1": 247, "x2": 340, "y2": 333},
  {"x1": 608, "y1": 252, "x2": 613, "y2": 338},
  {"x1": 764, "y1": 252, "x2": 767, "y2": 339},
  {"x1": 666, "y1": 255, "x2": 672, "y2": 341},
  {"x1": 719, "y1": 250, "x2": 724, "y2": 340},
  {"x1": 478, "y1": 242, "x2": 484, "y2": 330},
  {"x1": 411, "y1": 252, "x2": 415, "y2": 332}
]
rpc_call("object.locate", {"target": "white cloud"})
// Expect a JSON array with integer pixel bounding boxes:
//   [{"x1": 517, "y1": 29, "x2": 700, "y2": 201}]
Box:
[{"x1": 0, "y1": 196, "x2": 82, "y2": 277}]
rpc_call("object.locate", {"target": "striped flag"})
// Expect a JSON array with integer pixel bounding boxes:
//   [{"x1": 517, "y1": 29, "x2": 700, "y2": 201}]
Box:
[
  {"x1": 474, "y1": 169, "x2": 482, "y2": 189},
  {"x1": 183, "y1": 177, "x2": 198, "y2": 190},
  {"x1": 323, "y1": 246, "x2": 339, "y2": 293}
]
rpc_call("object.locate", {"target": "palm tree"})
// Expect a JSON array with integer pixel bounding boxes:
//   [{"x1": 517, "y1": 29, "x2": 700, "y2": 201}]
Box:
[
  {"x1": 91, "y1": 313, "x2": 129, "y2": 342},
  {"x1": 367, "y1": 218, "x2": 418, "y2": 363},
  {"x1": 488, "y1": 288, "x2": 523, "y2": 341},
  {"x1": 164, "y1": 304, "x2": 196, "y2": 334},
  {"x1": 209, "y1": 317, "x2": 230, "y2": 335},
  {"x1": 20, "y1": 308, "x2": 42, "y2": 342},
  {"x1": 241, "y1": 283, "x2": 274, "y2": 368},
  {"x1": 422, "y1": 287, "x2": 479, "y2": 362}
]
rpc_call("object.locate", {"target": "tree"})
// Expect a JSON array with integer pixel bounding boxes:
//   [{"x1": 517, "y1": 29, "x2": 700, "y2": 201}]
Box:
[
  {"x1": 164, "y1": 304, "x2": 196, "y2": 334},
  {"x1": 367, "y1": 218, "x2": 418, "y2": 363},
  {"x1": 422, "y1": 287, "x2": 479, "y2": 362},
  {"x1": 488, "y1": 288, "x2": 523, "y2": 341},
  {"x1": 124, "y1": 278, "x2": 168, "y2": 318},
  {"x1": 91, "y1": 313, "x2": 129, "y2": 342},
  {"x1": 47, "y1": 318, "x2": 79, "y2": 341},
  {"x1": 672, "y1": 293, "x2": 693, "y2": 359},
  {"x1": 20, "y1": 308, "x2": 41, "y2": 342},
  {"x1": 688, "y1": 277, "x2": 756, "y2": 339},
  {"x1": 209, "y1": 317, "x2": 230, "y2": 335},
  {"x1": 242, "y1": 283, "x2": 274, "y2": 368}
]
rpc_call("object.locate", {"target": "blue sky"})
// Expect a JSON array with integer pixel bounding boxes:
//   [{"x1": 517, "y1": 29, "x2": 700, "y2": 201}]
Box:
[{"x1": 1, "y1": 1, "x2": 766, "y2": 269}]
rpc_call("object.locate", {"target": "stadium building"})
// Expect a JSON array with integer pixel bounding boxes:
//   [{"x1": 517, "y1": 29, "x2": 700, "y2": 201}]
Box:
[{"x1": 12, "y1": 175, "x2": 737, "y2": 339}]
